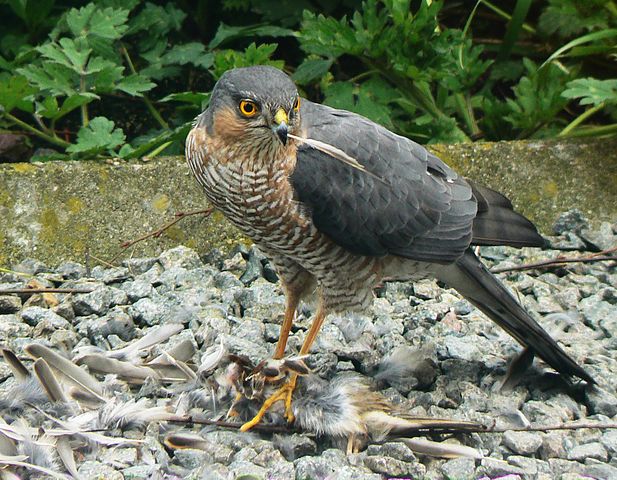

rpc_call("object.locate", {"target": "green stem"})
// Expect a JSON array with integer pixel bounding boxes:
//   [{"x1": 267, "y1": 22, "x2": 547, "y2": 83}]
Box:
[
  {"x1": 144, "y1": 140, "x2": 173, "y2": 158},
  {"x1": 80, "y1": 74, "x2": 89, "y2": 127},
  {"x1": 4, "y1": 113, "x2": 71, "y2": 148},
  {"x1": 121, "y1": 46, "x2": 169, "y2": 130},
  {"x1": 559, "y1": 122, "x2": 617, "y2": 138},
  {"x1": 454, "y1": 93, "x2": 480, "y2": 136},
  {"x1": 480, "y1": 0, "x2": 536, "y2": 34},
  {"x1": 605, "y1": 1, "x2": 617, "y2": 17},
  {"x1": 558, "y1": 102, "x2": 605, "y2": 137}
]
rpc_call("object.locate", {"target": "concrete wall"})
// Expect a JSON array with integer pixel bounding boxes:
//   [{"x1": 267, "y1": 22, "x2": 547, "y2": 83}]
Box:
[{"x1": 1, "y1": 137, "x2": 615, "y2": 267}]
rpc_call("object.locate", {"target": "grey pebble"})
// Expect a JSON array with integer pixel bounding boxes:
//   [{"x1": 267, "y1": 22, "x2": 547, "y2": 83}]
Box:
[
  {"x1": 503, "y1": 430, "x2": 543, "y2": 455},
  {"x1": 441, "y1": 457, "x2": 477, "y2": 480},
  {"x1": 273, "y1": 433, "x2": 317, "y2": 461},
  {"x1": 567, "y1": 441, "x2": 608, "y2": 462},
  {"x1": 159, "y1": 245, "x2": 204, "y2": 270},
  {"x1": 0, "y1": 295, "x2": 21, "y2": 314}
]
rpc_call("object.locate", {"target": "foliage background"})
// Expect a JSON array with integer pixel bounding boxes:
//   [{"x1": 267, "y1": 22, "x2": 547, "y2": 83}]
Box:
[{"x1": 0, "y1": 0, "x2": 616, "y2": 161}]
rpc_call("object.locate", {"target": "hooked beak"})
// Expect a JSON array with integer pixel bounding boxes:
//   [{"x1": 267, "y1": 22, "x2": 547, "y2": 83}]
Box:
[{"x1": 272, "y1": 108, "x2": 288, "y2": 145}]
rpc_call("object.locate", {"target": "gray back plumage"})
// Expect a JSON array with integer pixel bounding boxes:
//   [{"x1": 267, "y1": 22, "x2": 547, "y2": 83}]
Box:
[
  {"x1": 291, "y1": 100, "x2": 545, "y2": 263},
  {"x1": 291, "y1": 100, "x2": 477, "y2": 264}
]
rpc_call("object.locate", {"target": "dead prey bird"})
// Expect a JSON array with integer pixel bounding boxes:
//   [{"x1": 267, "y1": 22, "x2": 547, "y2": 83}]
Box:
[{"x1": 185, "y1": 66, "x2": 594, "y2": 430}]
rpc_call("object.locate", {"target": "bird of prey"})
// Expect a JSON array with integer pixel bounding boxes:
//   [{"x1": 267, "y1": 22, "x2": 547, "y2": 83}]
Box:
[{"x1": 185, "y1": 66, "x2": 593, "y2": 431}]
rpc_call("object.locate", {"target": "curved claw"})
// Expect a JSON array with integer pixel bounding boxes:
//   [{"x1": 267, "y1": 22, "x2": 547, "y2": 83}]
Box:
[{"x1": 240, "y1": 375, "x2": 298, "y2": 432}]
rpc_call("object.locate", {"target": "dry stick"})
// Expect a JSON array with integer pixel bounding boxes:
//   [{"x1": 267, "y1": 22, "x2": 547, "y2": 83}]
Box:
[
  {"x1": 0, "y1": 288, "x2": 94, "y2": 295},
  {"x1": 120, "y1": 208, "x2": 214, "y2": 250},
  {"x1": 105, "y1": 208, "x2": 215, "y2": 265},
  {"x1": 491, "y1": 246, "x2": 617, "y2": 274},
  {"x1": 166, "y1": 416, "x2": 617, "y2": 435}
]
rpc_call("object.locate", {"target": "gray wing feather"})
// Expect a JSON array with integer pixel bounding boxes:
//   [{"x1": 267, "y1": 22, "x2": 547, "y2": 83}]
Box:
[{"x1": 291, "y1": 101, "x2": 477, "y2": 263}]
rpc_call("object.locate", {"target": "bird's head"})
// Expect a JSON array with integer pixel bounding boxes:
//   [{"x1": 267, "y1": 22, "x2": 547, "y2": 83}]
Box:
[{"x1": 202, "y1": 66, "x2": 302, "y2": 154}]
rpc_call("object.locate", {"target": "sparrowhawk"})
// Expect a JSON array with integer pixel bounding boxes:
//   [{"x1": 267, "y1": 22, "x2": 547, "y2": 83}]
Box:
[{"x1": 185, "y1": 66, "x2": 593, "y2": 431}]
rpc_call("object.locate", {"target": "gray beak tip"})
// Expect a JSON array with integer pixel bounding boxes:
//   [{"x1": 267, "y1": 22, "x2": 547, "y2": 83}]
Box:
[{"x1": 274, "y1": 123, "x2": 288, "y2": 145}]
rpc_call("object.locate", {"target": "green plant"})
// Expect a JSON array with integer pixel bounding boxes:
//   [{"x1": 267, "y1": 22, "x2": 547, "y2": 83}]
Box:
[
  {"x1": 0, "y1": 0, "x2": 291, "y2": 160},
  {"x1": 0, "y1": 0, "x2": 616, "y2": 162}
]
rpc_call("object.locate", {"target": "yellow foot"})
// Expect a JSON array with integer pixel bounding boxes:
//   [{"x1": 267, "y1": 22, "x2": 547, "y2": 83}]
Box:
[{"x1": 240, "y1": 375, "x2": 297, "y2": 432}]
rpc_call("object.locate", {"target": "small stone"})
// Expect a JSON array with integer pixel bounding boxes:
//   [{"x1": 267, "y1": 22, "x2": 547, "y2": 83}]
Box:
[
  {"x1": 128, "y1": 297, "x2": 167, "y2": 326},
  {"x1": 581, "y1": 221, "x2": 616, "y2": 250},
  {"x1": 52, "y1": 301, "x2": 75, "y2": 322},
  {"x1": 121, "y1": 279, "x2": 156, "y2": 303},
  {"x1": 553, "y1": 209, "x2": 589, "y2": 235},
  {"x1": 294, "y1": 449, "x2": 351, "y2": 480},
  {"x1": 441, "y1": 457, "x2": 476, "y2": 480},
  {"x1": 92, "y1": 265, "x2": 130, "y2": 284},
  {"x1": 601, "y1": 430, "x2": 617, "y2": 456},
  {"x1": 240, "y1": 250, "x2": 264, "y2": 285},
  {"x1": 222, "y1": 251, "x2": 246, "y2": 274},
  {"x1": 122, "y1": 257, "x2": 158, "y2": 275},
  {"x1": 503, "y1": 430, "x2": 543, "y2": 455},
  {"x1": 12, "y1": 258, "x2": 49, "y2": 275},
  {"x1": 478, "y1": 458, "x2": 527, "y2": 478},
  {"x1": 21, "y1": 306, "x2": 69, "y2": 328},
  {"x1": 122, "y1": 465, "x2": 157, "y2": 480},
  {"x1": 567, "y1": 442, "x2": 608, "y2": 462},
  {"x1": 366, "y1": 442, "x2": 416, "y2": 463},
  {"x1": 273, "y1": 434, "x2": 316, "y2": 461},
  {"x1": 586, "y1": 387, "x2": 617, "y2": 417},
  {"x1": 159, "y1": 245, "x2": 203, "y2": 270},
  {"x1": 579, "y1": 295, "x2": 617, "y2": 330},
  {"x1": 540, "y1": 432, "x2": 566, "y2": 459},
  {"x1": 227, "y1": 460, "x2": 267, "y2": 480},
  {"x1": 442, "y1": 335, "x2": 481, "y2": 362},
  {"x1": 413, "y1": 279, "x2": 441, "y2": 300},
  {"x1": 77, "y1": 461, "x2": 123, "y2": 480},
  {"x1": 214, "y1": 271, "x2": 243, "y2": 289},
  {"x1": 72, "y1": 286, "x2": 128, "y2": 316},
  {"x1": 173, "y1": 448, "x2": 211, "y2": 469},
  {"x1": 547, "y1": 458, "x2": 583, "y2": 476},
  {"x1": 363, "y1": 455, "x2": 425, "y2": 478},
  {"x1": 0, "y1": 295, "x2": 21, "y2": 314},
  {"x1": 583, "y1": 463, "x2": 617, "y2": 480},
  {"x1": 80, "y1": 307, "x2": 135, "y2": 341}
]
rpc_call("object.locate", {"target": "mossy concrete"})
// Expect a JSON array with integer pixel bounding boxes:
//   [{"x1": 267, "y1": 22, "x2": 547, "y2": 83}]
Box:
[{"x1": 0, "y1": 138, "x2": 615, "y2": 268}]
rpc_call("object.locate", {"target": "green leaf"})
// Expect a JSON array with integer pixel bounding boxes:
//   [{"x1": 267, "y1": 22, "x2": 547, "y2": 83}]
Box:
[
  {"x1": 88, "y1": 6, "x2": 129, "y2": 40},
  {"x1": 160, "y1": 91, "x2": 210, "y2": 107},
  {"x1": 67, "y1": 116, "x2": 125, "y2": 155},
  {"x1": 562, "y1": 78, "x2": 617, "y2": 106},
  {"x1": 504, "y1": 58, "x2": 571, "y2": 135},
  {"x1": 0, "y1": 74, "x2": 36, "y2": 112},
  {"x1": 541, "y1": 29, "x2": 617, "y2": 70},
  {"x1": 209, "y1": 23, "x2": 295, "y2": 49},
  {"x1": 161, "y1": 43, "x2": 214, "y2": 69},
  {"x1": 212, "y1": 43, "x2": 283, "y2": 79},
  {"x1": 538, "y1": 0, "x2": 610, "y2": 38},
  {"x1": 324, "y1": 79, "x2": 396, "y2": 128},
  {"x1": 116, "y1": 74, "x2": 155, "y2": 96},
  {"x1": 37, "y1": 93, "x2": 97, "y2": 119},
  {"x1": 17, "y1": 63, "x2": 77, "y2": 96},
  {"x1": 292, "y1": 58, "x2": 332, "y2": 84},
  {"x1": 119, "y1": 123, "x2": 189, "y2": 159},
  {"x1": 65, "y1": 4, "x2": 96, "y2": 37}
]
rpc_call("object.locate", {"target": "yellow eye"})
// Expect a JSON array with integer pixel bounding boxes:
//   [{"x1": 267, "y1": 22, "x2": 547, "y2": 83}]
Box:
[
  {"x1": 239, "y1": 100, "x2": 258, "y2": 117},
  {"x1": 293, "y1": 97, "x2": 301, "y2": 112}
]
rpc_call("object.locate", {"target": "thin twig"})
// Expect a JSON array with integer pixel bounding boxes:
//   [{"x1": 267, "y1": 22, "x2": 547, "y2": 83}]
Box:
[
  {"x1": 120, "y1": 208, "x2": 214, "y2": 250},
  {"x1": 491, "y1": 246, "x2": 617, "y2": 274},
  {"x1": 0, "y1": 288, "x2": 94, "y2": 295},
  {"x1": 166, "y1": 416, "x2": 617, "y2": 435},
  {"x1": 167, "y1": 416, "x2": 296, "y2": 433}
]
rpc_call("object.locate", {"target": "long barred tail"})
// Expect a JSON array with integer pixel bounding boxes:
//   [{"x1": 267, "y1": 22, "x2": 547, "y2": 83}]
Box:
[{"x1": 437, "y1": 249, "x2": 594, "y2": 384}]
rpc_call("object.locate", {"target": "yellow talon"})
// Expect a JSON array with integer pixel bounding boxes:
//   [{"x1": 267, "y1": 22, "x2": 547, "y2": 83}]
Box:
[{"x1": 240, "y1": 374, "x2": 298, "y2": 432}]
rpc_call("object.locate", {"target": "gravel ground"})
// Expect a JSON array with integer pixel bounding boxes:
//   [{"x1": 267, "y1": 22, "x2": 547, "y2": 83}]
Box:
[{"x1": 0, "y1": 210, "x2": 616, "y2": 480}]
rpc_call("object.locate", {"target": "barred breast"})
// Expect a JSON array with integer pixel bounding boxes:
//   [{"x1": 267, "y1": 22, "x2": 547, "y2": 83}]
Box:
[{"x1": 186, "y1": 126, "x2": 427, "y2": 312}]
